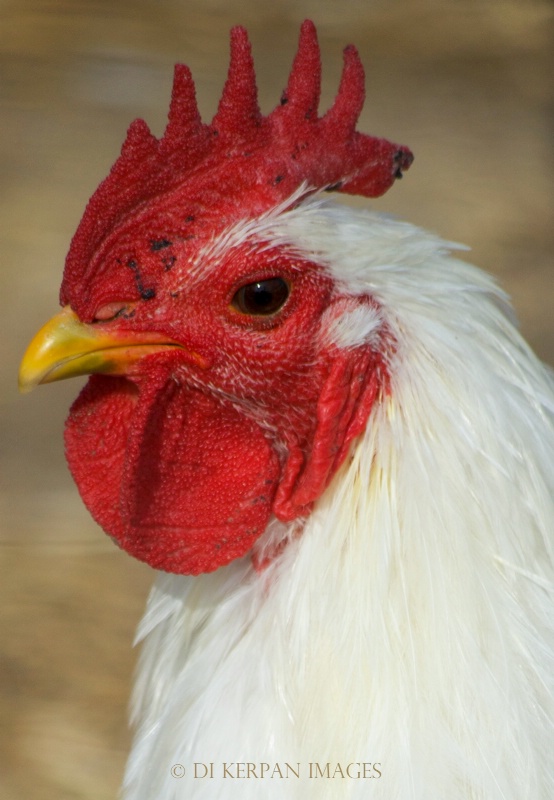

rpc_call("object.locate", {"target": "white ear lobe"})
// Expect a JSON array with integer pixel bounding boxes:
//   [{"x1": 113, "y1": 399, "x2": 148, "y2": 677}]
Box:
[{"x1": 321, "y1": 297, "x2": 384, "y2": 349}]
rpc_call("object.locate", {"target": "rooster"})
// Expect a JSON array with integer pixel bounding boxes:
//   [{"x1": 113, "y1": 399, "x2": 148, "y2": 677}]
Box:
[{"x1": 19, "y1": 20, "x2": 554, "y2": 800}]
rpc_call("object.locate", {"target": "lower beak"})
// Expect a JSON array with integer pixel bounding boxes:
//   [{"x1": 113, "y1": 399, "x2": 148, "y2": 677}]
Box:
[{"x1": 18, "y1": 306, "x2": 187, "y2": 394}]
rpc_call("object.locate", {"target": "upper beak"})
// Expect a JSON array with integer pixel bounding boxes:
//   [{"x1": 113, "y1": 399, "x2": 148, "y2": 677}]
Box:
[{"x1": 18, "y1": 306, "x2": 189, "y2": 394}]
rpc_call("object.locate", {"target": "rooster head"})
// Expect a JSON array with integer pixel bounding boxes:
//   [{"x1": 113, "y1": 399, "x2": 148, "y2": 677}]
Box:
[{"x1": 19, "y1": 21, "x2": 412, "y2": 575}]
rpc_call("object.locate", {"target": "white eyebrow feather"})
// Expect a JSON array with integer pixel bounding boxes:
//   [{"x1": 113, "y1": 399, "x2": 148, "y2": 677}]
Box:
[{"x1": 172, "y1": 184, "x2": 314, "y2": 293}]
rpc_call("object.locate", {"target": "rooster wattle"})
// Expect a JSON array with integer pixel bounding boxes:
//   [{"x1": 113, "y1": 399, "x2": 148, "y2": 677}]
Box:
[{"x1": 19, "y1": 20, "x2": 554, "y2": 800}]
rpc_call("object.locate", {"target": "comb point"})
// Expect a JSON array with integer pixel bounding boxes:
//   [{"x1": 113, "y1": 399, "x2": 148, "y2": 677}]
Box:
[
  {"x1": 278, "y1": 18, "x2": 321, "y2": 120},
  {"x1": 322, "y1": 44, "x2": 365, "y2": 138},
  {"x1": 162, "y1": 63, "x2": 203, "y2": 151},
  {"x1": 212, "y1": 25, "x2": 261, "y2": 136}
]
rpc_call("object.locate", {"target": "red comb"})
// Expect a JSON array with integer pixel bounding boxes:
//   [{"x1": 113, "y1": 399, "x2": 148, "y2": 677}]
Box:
[{"x1": 62, "y1": 21, "x2": 412, "y2": 302}]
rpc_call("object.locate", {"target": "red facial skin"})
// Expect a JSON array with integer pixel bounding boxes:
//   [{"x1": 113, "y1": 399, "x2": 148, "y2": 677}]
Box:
[
  {"x1": 63, "y1": 238, "x2": 386, "y2": 575},
  {"x1": 60, "y1": 20, "x2": 406, "y2": 575}
]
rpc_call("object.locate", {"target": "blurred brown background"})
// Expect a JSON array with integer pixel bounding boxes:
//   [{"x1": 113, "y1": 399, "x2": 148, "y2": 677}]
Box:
[{"x1": 1, "y1": 1, "x2": 552, "y2": 798}]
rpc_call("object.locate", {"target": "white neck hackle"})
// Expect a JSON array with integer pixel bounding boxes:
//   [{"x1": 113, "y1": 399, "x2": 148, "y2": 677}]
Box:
[{"x1": 124, "y1": 199, "x2": 554, "y2": 799}]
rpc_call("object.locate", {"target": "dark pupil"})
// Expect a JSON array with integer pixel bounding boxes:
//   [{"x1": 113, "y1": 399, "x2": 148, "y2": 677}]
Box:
[{"x1": 233, "y1": 277, "x2": 289, "y2": 316}]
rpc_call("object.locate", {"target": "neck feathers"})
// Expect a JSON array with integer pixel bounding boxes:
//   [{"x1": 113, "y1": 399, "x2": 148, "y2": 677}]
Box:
[{"x1": 125, "y1": 203, "x2": 554, "y2": 799}]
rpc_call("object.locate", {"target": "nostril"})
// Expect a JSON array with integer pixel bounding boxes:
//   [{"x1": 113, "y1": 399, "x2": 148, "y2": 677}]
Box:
[{"x1": 93, "y1": 302, "x2": 131, "y2": 322}]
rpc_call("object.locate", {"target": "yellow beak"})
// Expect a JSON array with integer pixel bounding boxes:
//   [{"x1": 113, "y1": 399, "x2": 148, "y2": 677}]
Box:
[{"x1": 18, "y1": 306, "x2": 186, "y2": 394}]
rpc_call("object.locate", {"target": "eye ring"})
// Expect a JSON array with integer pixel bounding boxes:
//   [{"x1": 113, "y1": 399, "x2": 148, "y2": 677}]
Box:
[{"x1": 231, "y1": 277, "x2": 290, "y2": 317}]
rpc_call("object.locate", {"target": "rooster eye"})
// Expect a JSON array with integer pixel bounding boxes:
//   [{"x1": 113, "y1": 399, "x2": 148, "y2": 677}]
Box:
[{"x1": 231, "y1": 278, "x2": 289, "y2": 316}]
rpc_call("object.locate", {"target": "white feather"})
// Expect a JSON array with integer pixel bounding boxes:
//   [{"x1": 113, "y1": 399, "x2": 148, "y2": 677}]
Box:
[{"x1": 124, "y1": 198, "x2": 554, "y2": 799}]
